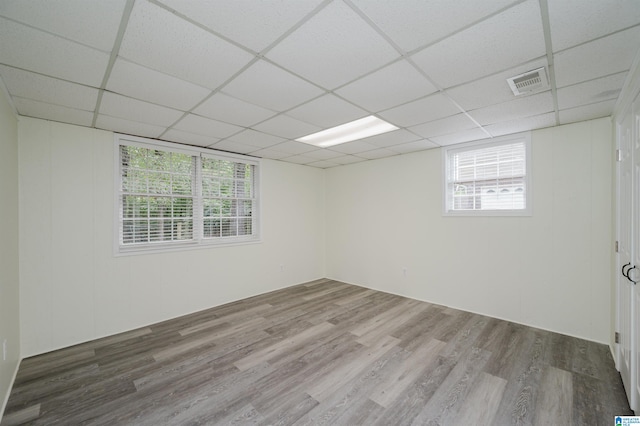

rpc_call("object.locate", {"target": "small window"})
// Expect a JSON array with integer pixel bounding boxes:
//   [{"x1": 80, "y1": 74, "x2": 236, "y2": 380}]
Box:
[
  {"x1": 442, "y1": 133, "x2": 532, "y2": 216},
  {"x1": 116, "y1": 134, "x2": 260, "y2": 254}
]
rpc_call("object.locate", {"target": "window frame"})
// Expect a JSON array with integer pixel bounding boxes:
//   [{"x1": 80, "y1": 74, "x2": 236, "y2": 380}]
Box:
[
  {"x1": 442, "y1": 132, "x2": 532, "y2": 217},
  {"x1": 114, "y1": 134, "x2": 261, "y2": 255}
]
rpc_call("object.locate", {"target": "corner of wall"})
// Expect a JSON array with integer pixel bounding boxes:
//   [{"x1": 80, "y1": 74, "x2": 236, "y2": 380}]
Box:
[
  {"x1": 0, "y1": 81, "x2": 21, "y2": 420},
  {"x1": 322, "y1": 166, "x2": 328, "y2": 279}
]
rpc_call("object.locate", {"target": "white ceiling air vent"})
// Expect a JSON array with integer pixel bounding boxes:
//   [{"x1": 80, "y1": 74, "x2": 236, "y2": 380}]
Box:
[{"x1": 507, "y1": 67, "x2": 549, "y2": 96}]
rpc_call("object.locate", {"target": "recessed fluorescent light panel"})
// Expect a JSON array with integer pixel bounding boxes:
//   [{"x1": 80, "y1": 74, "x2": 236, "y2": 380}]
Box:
[{"x1": 296, "y1": 115, "x2": 399, "y2": 148}]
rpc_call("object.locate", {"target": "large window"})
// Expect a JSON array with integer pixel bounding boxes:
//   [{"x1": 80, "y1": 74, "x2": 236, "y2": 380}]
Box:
[
  {"x1": 443, "y1": 133, "x2": 531, "y2": 216},
  {"x1": 116, "y1": 135, "x2": 259, "y2": 254}
]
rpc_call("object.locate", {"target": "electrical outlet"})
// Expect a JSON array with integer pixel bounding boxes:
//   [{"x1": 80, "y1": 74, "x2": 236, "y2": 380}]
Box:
[
  {"x1": 402, "y1": 267, "x2": 407, "y2": 277},
  {"x1": 2, "y1": 339, "x2": 6, "y2": 361},
  {"x1": 280, "y1": 265, "x2": 285, "y2": 272}
]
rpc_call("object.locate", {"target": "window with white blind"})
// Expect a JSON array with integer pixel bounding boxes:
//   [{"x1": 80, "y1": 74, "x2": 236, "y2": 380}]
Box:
[
  {"x1": 201, "y1": 156, "x2": 255, "y2": 240},
  {"x1": 116, "y1": 135, "x2": 260, "y2": 254},
  {"x1": 443, "y1": 133, "x2": 532, "y2": 216}
]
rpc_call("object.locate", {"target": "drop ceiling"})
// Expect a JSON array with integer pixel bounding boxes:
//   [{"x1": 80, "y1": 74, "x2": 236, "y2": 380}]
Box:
[{"x1": 1, "y1": 0, "x2": 639, "y2": 168}]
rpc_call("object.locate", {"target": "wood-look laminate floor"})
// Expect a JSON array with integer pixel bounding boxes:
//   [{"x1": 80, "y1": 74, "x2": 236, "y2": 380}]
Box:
[{"x1": 2, "y1": 279, "x2": 634, "y2": 425}]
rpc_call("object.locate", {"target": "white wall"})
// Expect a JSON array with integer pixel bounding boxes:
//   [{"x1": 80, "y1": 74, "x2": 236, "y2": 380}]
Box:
[
  {"x1": 15, "y1": 115, "x2": 615, "y2": 356},
  {"x1": 0, "y1": 88, "x2": 20, "y2": 415},
  {"x1": 326, "y1": 118, "x2": 613, "y2": 343},
  {"x1": 18, "y1": 117, "x2": 325, "y2": 357}
]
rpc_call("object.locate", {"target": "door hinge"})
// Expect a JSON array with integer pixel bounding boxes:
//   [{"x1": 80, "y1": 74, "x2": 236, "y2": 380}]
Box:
[
  {"x1": 616, "y1": 149, "x2": 623, "y2": 162},
  {"x1": 616, "y1": 240, "x2": 619, "y2": 253},
  {"x1": 615, "y1": 332, "x2": 620, "y2": 343}
]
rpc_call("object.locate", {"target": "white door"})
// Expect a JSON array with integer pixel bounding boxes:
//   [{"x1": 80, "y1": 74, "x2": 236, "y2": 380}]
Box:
[
  {"x1": 632, "y1": 95, "x2": 640, "y2": 409},
  {"x1": 618, "y1": 110, "x2": 635, "y2": 410}
]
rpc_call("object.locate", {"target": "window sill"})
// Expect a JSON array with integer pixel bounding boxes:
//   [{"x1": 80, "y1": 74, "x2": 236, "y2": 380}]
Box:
[
  {"x1": 114, "y1": 237, "x2": 262, "y2": 256},
  {"x1": 442, "y1": 208, "x2": 532, "y2": 217}
]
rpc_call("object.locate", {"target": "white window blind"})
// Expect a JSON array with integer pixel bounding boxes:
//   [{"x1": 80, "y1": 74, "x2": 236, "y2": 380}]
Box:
[
  {"x1": 201, "y1": 156, "x2": 256, "y2": 239},
  {"x1": 120, "y1": 145, "x2": 196, "y2": 245},
  {"x1": 443, "y1": 135, "x2": 531, "y2": 215},
  {"x1": 116, "y1": 135, "x2": 260, "y2": 254}
]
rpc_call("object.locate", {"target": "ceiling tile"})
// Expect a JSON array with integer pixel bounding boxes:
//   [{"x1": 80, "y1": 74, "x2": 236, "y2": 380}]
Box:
[
  {"x1": 222, "y1": 60, "x2": 324, "y2": 111},
  {"x1": 467, "y1": 92, "x2": 554, "y2": 125},
  {"x1": 193, "y1": 92, "x2": 277, "y2": 127},
  {"x1": 3, "y1": 0, "x2": 638, "y2": 171},
  {"x1": 0, "y1": 0, "x2": 126, "y2": 51},
  {"x1": 409, "y1": 113, "x2": 479, "y2": 139},
  {"x1": 351, "y1": 0, "x2": 518, "y2": 52},
  {"x1": 484, "y1": 112, "x2": 556, "y2": 136},
  {"x1": 360, "y1": 129, "x2": 422, "y2": 148},
  {"x1": 107, "y1": 59, "x2": 210, "y2": 111},
  {"x1": 411, "y1": 1, "x2": 546, "y2": 88},
  {"x1": 96, "y1": 114, "x2": 165, "y2": 139},
  {"x1": 281, "y1": 154, "x2": 315, "y2": 165},
  {"x1": 13, "y1": 97, "x2": 94, "y2": 127},
  {"x1": 335, "y1": 60, "x2": 437, "y2": 112},
  {"x1": 557, "y1": 72, "x2": 627, "y2": 110},
  {"x1": 327, "y1": 140, "x2": 379, "y2": 155},
  {"x1": 119, "y1": 1, "x2": 253, "y2": 89},
  {"x1": 356, "y1": 148, "x2": 397, "y2": 160},
  {"x1": 307, "y1": 159, "x2": 341, "y2": 168},
  {"x1": 554, "y1": 26, "x2": 640, "y2": 88},
  {"x1": 172, "y1": 114, "x2": 243, "y2": 139},
  {"x1": 332, "y1": 155, "x2": 367, "y2": 165},
  {"x1": 389, "y1": 139, "x2": 439, "y2": 154},
  {"x1": 0, "y1": 18, "x2": 109, "y2": 87},
  {"x1": 302, "y1": 149, "x2": 344, "y2": 160},
  {"x1": 0, "y1": 65, "x2": 98, "y2": 111},
  {"x1": 286, "y1": 94, "x2": 368, "y2": 128},
  {"x1": 226, "y1": 129, "x2": 286, "y2": 149},
  {"x1": 210, "y1": 139, "x2": 260, "y2": 154},
  {"x1": 161, "y1": 129, "x2": 219, "y2": 147},
  {"x1": 265, "y1": 1, "x2": 399, "y2": 89},
  {"x1": 378, "y1": 93, "x2": 461, "y2": 127},
  {"x1": 548, "y1": 0, "x2": 640, "y2": 51},
  {"x1": 558, "y1": 99, "x2": 617, "y2": 125},
  {"x1": 430, "y1": 128, "x2": 490, "y2": 146},
  {"x1": 99, "y1": 92, "x2": 184, "y2": 127},
  {"x1": 270, "y1": 141, "x2": 318, "y2": 155},
  {"x1": 253, "y1": 115, "x2": 321, "y2": 139},
  {"x1": 445, "y1": 58, "x2": 549, "y2": 111},
  {"x1": 156, "y1": 0, "x2": 323, "y2": 52},
  {"x1": 250, "y1": 147, "x2": 292, "y2": 160}
]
